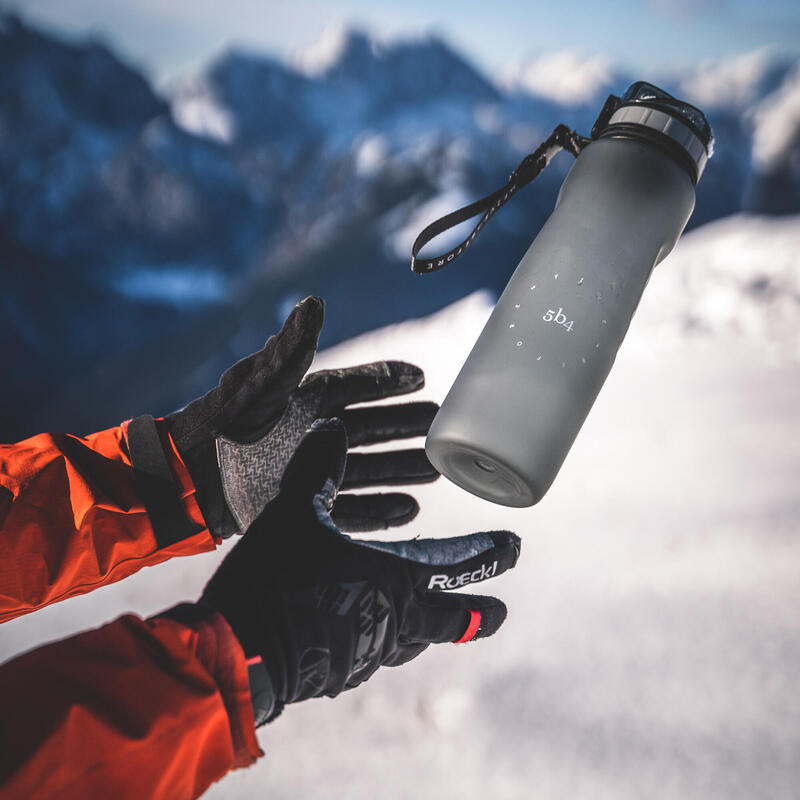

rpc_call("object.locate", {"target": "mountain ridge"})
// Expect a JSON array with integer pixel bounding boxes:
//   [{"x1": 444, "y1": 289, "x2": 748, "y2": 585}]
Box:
[{"x1": 2, "y1": 12, "x2": 799, "y2": 441}]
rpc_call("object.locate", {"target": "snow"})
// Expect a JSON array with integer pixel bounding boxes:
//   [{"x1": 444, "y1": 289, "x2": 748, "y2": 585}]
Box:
[
  {"x1": 499, "y1": 51, "x2": 614, "y2": 105},
  {"x1": 680, "y1": 49, "x2": 777, "y2": 110},
  {"x1": 293, "y1": 22, "x2": 374, "y2": 78},
  {"x1": 353, "y1": 132, "x2": 389, "y2": 177},
  {"x1": 634, "y1": 213, "x2": 800, "y2": 362},
  {"x1": 170, "y1": 78, "x2": 236, "y2": 144},
  {"x1": 749, "y1": 65, "x2": 800, "y2": 170},
  {"x1": 2, "y1": 216, "x2": 800, "y2": 797},
  {"x1": 473, "y1": 102, "x2": 504, "y2": 135}
]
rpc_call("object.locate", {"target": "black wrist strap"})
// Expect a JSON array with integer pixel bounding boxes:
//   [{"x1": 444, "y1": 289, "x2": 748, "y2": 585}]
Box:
[
  {"x1": 126, "y1": 414, "x2": 202, "y2": 547},
  {"x1": 410, "y1": 124, "x2": 589, "y2": 274}
]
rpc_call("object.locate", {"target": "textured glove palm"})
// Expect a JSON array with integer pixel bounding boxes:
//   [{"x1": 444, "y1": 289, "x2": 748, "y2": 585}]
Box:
[{"x1": 165, "y1": 296, "x2": 439, "y2": 537}]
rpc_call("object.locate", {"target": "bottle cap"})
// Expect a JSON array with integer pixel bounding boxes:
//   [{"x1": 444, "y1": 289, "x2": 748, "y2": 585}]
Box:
[{"x1": 592, "y1": 82, "x2": 714, "y2": 183}]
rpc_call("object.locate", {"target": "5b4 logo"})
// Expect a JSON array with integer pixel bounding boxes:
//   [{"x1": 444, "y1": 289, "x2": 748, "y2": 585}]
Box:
[{"x1": 543, "y1": 307, "x2": 575, "y2": 332}]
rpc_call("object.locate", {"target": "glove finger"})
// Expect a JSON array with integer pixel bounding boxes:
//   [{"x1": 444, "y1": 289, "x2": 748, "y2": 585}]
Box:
[
  {"x1": 357, "y1": 530, "x2": 520, "y2": 592},
  {"x1": 383, "y1": 642, "x2": 429, "y2": 667},
  {"x1": 213, "y1": 297, "x2": 324, "y2": 444},
  {"x1": 331, "y1": 493, "x2": 419, "y2": 532},
  {"x1": 279, "y1": 418, "x2": 348, "y2": 502},
  {"x1": 403, "y1": 591, "x2": 508, "y2": 644},
  {"x1": 339, "y1": 402, "x2": 439, "y2": 447},
  {"x1": 305, "y1": 361, "x2": 425, "y2": 413},
  {"x1": 342, "y1": 450, "x2": 439, "y2": 489}
]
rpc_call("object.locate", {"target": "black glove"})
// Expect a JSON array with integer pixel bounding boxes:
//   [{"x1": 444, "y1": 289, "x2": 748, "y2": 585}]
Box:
[
  {"x1": 200, "y1": 419, "x2": 521, "y2": 725},
  {"x1": 126, "y1": 296, "x2": 440, "y2": 541}
]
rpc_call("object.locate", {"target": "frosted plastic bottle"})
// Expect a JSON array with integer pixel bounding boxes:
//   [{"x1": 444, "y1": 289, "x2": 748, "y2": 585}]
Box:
[{"x1": 426, "y1": 83, "x2": 713, "y2": 506}]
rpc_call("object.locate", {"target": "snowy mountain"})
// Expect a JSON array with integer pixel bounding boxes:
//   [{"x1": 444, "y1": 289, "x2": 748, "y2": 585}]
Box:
[
  {"x1": 173, "y1": 26, "x2": 498, "y2": 151},
  {"x1": 2, "y1": 12, "x2": 800, "y2": 442},
  {"x1": 172, "y1": 50, "x2": 324, "y2": 150},
  {"x1": 0, "y1": 13, "x2": 263, "y2": 276},
  {"x1": 745, "y1": 65, "x2": 800, "y2": 214},
  {"x1": 294, "y1": 24, "x2": 499, "y2": 108},
  {"x1": 679, "y1": 48, "x2": 791, "y2": 111},
  {"x1": 499, "y1": 50, "x2": 620, "y2": 106}
]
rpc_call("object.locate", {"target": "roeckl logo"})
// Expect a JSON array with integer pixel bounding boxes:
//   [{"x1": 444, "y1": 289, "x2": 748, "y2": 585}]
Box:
[{"x1": 427, "y1": 560, "x2": 498, "y2": 590}]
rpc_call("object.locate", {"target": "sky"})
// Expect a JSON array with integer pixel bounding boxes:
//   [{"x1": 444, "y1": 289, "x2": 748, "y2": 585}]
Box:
[{"x1": 7, "y1": 0, "x2": 800, "y2": 85}]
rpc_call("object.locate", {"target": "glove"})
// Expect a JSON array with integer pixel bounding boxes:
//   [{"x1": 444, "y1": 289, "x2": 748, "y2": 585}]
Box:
[
  {"x1": 200, "y1": 418, "x2": 521, "y2": 725},
  {"x1": 128, "y1": 296, "x2": 440, "y2": 539}
]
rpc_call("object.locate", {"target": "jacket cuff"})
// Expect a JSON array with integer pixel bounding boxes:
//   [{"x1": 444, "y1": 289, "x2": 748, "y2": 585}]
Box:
[{"x1": 160, "y1": 602, "x2": 263, "y2": 768}]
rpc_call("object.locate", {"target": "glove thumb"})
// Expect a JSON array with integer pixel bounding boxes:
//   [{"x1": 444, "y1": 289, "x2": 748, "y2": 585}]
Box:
[{"x1": 170, "y1": 296, "x2": 325, "y2": 450}]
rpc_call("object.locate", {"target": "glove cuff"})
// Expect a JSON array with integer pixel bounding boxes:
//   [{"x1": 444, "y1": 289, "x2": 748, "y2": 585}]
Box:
[{"x1": 246, "y1": 656, "x2": 283, "y2": 727}]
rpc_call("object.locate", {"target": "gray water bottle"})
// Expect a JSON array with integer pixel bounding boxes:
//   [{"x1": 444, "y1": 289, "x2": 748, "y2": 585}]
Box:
[{"x1": 426, "y1": 82, "x2": 714, "y2": 506}]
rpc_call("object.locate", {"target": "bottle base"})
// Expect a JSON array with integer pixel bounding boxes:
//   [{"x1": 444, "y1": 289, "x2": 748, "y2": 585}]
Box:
[{"x1": 426, "y1": 438, "x2": 542, "y2": 508}]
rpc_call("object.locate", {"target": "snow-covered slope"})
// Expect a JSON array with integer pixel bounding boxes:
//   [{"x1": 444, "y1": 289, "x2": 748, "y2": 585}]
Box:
[
  {"x1": 635, "y1": 213, "x2": 800, "y2": 361},
  {"x1": 3, "y1": 214, "x2": 798, "y2": 799},
  {"x1": 293, "y1": 24, "x2": 500, "y2": 108}
]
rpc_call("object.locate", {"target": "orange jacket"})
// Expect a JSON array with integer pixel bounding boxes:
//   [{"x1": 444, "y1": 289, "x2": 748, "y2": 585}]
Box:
[
  {"x1": 0, "y1": 419, "x2": 215, "y2": 622},
  {"x1": 0, "y1": 421, "x2": 262, "y2": 799}
]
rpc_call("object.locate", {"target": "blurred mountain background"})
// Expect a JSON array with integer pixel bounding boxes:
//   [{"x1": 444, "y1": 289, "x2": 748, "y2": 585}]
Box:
[
  {"x1": 2, "y1": 8, "x2": 800, "y2": 798},
  {"x1": 1, "y1": 9, "x2": 799, "y2": 440}
]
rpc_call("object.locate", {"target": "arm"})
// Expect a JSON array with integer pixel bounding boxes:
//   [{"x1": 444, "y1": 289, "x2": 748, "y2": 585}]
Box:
[
  {"x1": 0, "y1": 420, "x2": 519, "y2": 799},
  {"x1": 0, "y1": 420, "x2": 214, "y2": 624},
  {"x1": 0, "y1": 608, "x2": 260, "y2": 800},
  {"x1": 1, "y1": 296, "x2": 438, "y2": 623}
]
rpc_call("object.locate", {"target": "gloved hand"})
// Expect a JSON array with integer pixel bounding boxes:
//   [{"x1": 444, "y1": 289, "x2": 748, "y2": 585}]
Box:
[
  {"x1": 200, "y1": 419, "x2": 521, "y2": 725},
  {"x1": 131, "y1": 296, "x2": 440, "y2": 538}
]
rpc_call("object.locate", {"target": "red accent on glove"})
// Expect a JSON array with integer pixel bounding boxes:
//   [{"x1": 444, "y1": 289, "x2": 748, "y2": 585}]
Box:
[{"x1": 453, "y1": 609, "x2": 481, "y2": 643}]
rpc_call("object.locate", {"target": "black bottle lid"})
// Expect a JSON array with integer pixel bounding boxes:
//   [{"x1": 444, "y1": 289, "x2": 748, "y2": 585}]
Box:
[{"x1": 592, "y1": 81, "x2": 714, "y2": 184}]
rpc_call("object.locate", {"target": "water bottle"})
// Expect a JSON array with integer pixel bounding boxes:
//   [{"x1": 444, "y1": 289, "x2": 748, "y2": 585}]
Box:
[{"x1": 425, "y1": 82, "x2": 714, "y2": 506}]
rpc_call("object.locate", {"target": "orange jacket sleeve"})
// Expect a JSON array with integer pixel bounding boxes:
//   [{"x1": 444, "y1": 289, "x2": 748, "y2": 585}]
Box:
[
  {"x1": 0, "y1": 418, "x2": 216, "y2": 623},
  {"x1": 0, "y1": 608, "x2": 262, "y2": 799}
]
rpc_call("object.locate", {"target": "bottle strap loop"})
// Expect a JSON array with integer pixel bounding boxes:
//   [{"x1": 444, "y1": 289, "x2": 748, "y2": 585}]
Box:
[{"x1": 410, "y1": 124, "x2": 590, "y2": 275}]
